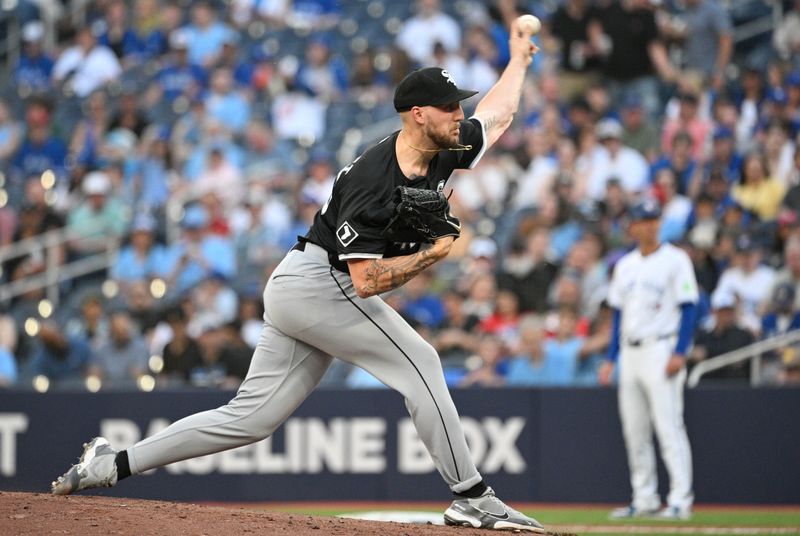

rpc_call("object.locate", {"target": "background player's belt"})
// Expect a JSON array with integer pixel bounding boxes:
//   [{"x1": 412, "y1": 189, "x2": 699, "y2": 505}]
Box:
[{"x1": 625, "y1": 333, "x2": 675, "y2": 347}]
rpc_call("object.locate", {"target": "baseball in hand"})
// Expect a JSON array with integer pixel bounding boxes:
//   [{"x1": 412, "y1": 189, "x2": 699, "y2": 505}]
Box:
[{"x1": 517, "y1": 14, "x2": 541, "y2": 36}]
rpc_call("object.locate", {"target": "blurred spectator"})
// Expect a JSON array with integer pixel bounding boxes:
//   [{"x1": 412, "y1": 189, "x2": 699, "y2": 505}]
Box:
[
  {"x1": 497, "y1": 228, "x2": 558, "y2": 314},
  {"x1": 703, "y1": 126, "x2": 742, "y2": 187},
  {"x1": 434, "y1": 289, "x2": 480, "y2": 369},
  {"x1": 732, "y1": 152, "x2": 785, "y2": 221},
  {"x1": 588, "y1": 119, "x2": 649, "y2": 200},
  {"x1": 184, "y1": 1, "x2": 233, "y2": 67},
  {"x1": 190, "y1": 146, "x2": 244, "y2": 210},
  {"x1": 459, "y1": 334, "x2": 507, "y2": 388},
  {"x1": 772, "y1": 0, "x2": 800, "y2": 64},
  {"x1": 68, "y1": 90, "x2": 112, "y2": 176},
  {"x1": 160, "y1": 306, "x2": 203, "y2": 384},
  {"x1": 0, "y1": 98, "x2": 22, "y2": 168},
  {"x1": 11, "y1": 96, "x2": 68, "y2": 191},
  {"x1": 589, "y1": 0, "x2": 676, "y2": 117},
  {"x1": 0, "y1": 316, "x2": 18, "y2": 388},
  {"x1": 146, "y1": 30, "x2": 208, "y2": 106},
  {"x1": 192, "y1": 323, "x2": 250, "y2": 389},
  {"x1": 712, "y1": 234, "x2": 776, "y2": 334},
  {"x1": 761, "y1": 283, "x2": 800, "y2": 339},
  {"x1": 479, "y1": 289, "x2": 521, "y2": 345},
  {"x1": 165, "y1": 204, "x2": 236, "y2": 294},
  {"x1": 189, "y1": 272, "x2": 239, "y2": 335},
  {"x1": 64, "y1": 293, "x2": 110, "y2": 352},
  {"x1": 651, "y1": 130, "x2": 698, "y2": 197},
  {"x1": 90, "y1": 310, "x2": 149, "y2": 386},
  {"x1": 689, "y1": 291, "x2": 754, "y2": 381},
  {"x1": 762, "y1": 120, "x2": 795, "y2": 187},
  {"x1": 396, "y1": 0, "x2": 460, "y2": 65},
  {"x1": 506, "y1": 314, "x2": 548, "y2": 386},
  {"x1": 661, "y1": 90, "x2": 712, "y2": 161},
  {"x1": 287, "y1": 0, "x2": 341, "y2": 31},
  {"x1": 675, "y1": 0, "x2": 733, "y2": 90},
  {"x1": 297, "y1": 34, "x2": 348, "y2": 103},
  {"x1": 543, "y1": 305, "x2": 608, "y2": 386},
  {"x1": 130, "y1": 126, "x2": 174, "y2": 211},
  {"x1": 400, "y1": 270, "x2": 446, "y2": 329},
  {"x1": 109, "y1": 87, "x2": 149, "y2": 139},
  {"x1": 271, "y1": 56, "x2": 327, "y2": 143},
  {"x1": 301, "y1": 150, "x2": 336, "y2": 206},
  {"x1": 132, "y1": 0, "x2": 169, "y2": 60},
  {"x1": 97, "y1": 0, "x2": 142, "y2": 64},
  {"x1": 546, "y1": 0, "x2": 601, "y2": 101},
  {"x1": 14, "y1": 20, "x2": 54, "y2": 94},
  {"x1": 515, "y1": 128, "x2": 558, "y2": 209},
  {"x1": 66, "y1": 171, "x2": 130, "y2": 257},
  {"x1": 771, "y1": 235, "x2": 800, "y2": 310},
  {"x1": 215, "y1": 32, "x2": 254, "y2": 91},
  {"x1": 655, "y1": 168, "x2": 692, "y2": 243},
  {"x1": 52, "y1": 25, "x2": 122, "y2": 98},
  {"x1": 620, "y1": 95, "x2": 659, "y2": 163},
  {"x1": 30, "y1": 322, "x2": 93, "y2": 384},
  {"x1": 462, "y1": 26, "x2": 500, "y2": 96},
  {"x1": 205, "y1": 67, "x2": 251, "y2": 135},
  {"x1": 111, "y1": 213, "x2": 170, "y2": 286}
]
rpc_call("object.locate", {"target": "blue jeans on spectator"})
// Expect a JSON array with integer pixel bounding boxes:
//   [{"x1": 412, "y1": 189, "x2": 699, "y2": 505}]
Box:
[{"x1": 609, "y1": 76, "x2": 662, "y2": 119}]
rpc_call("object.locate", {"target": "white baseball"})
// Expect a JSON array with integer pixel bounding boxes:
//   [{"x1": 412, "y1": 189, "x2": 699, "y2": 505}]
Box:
[{"x1": 517, "y1": 14, "x2": 541, "y2": 36}]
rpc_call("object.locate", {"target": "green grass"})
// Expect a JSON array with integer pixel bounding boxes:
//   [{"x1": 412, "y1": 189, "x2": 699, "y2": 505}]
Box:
[{"x1": 256, "y1": 504, "x2": 800, "y2": 535}]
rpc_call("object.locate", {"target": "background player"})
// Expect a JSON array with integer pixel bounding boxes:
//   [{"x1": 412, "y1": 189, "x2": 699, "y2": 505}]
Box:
[
  {"x1": 599, "y1": 200, "x2": 698, "y2": 520},
  {"x1": 51, "y1": 17, "x2": 544, "y2": 533}
]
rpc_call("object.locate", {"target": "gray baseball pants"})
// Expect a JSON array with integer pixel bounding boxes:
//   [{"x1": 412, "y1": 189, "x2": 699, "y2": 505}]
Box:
[{"x1": 127, "y1": 243, "x2": 483, "y2": 493}]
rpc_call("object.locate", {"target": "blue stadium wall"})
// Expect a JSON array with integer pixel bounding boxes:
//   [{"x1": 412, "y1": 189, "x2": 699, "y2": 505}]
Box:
[{"x1": 1, "y1": 387, "x2": 798, "y2": 504}]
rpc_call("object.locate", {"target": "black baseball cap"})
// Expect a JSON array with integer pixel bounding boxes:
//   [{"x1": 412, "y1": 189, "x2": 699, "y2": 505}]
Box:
[{"x1": 393, "y1": 67, "x2": 478, "y2": 112}]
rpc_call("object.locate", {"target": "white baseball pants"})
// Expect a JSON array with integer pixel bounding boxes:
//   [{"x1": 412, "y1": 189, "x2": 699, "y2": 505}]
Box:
[
  {"x1": 618, "y1": 338, "x2": 693, "y2": 510},
  {"x1": 127, "y1": 243, "x2": 483, "y2": 493}
]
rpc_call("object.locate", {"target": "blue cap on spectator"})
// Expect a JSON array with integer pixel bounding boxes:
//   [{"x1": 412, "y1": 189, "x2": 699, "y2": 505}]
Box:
[
  {"x1": 181, "y1": 205, "x2": 209, "y2": 229},
  {"x1": 786, "y1": 71, "x2": 800, "y2": 87},
  {"x1": 713, "y1": 126, "x2": 734, "y2": 141},
  {"x1": 766, "y1": 87, "x2": 788, "y2": 105},
  {"x1": 621, "y1": 93, "x2": 643, "y2": 109},
  {"x1": 735, "y1": 234, "x2": 758, "y2": 252},
  {"x1": 131, "y1": 213, "x2": 156, "y2": 233},
  {"x1": 629, "y1": 198, "x2": 661, "y2": 221}
]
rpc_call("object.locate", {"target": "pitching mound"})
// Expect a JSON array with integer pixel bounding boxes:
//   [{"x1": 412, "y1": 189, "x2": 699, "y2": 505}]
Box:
[{"x1": 0, "y1": 491, "x2": 570, "y2": 535}]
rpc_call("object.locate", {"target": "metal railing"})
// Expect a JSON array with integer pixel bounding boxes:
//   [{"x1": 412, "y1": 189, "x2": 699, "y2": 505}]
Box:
[
  {"x1": 687, "y1": 328, "x2": 800, "y2": 387},
  {"x1": 0, "y1": 227, "x2": 118, "y2": 306}
]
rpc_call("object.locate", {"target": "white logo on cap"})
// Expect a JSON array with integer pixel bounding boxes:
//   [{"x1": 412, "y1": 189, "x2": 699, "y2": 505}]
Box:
[{"x1": 441, "y1": 69, "x2": 456, "y2": 86}]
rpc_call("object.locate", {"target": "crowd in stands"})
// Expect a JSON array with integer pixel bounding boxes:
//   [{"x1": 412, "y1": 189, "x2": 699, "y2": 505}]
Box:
[{"x1": 1, "y1": 0, "x2": 800, "y2": 391}]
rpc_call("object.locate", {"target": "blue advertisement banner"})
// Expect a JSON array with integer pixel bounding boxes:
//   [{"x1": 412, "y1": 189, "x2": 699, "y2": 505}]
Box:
[{"x1": 0, "y1": 387, "x2": 798, "y2": 503}]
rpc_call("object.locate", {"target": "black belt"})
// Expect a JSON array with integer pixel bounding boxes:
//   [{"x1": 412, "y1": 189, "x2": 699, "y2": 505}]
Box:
[
  {"x1": 626, "y1": 333, "x2": 675, "y2": 347},
  {"x1": 291, "y1": 236, "x2": 350, "y2": 274}
]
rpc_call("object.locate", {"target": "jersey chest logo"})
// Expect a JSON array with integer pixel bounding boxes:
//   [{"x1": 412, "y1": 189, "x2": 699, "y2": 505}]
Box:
[{"x1": 336, "y1": 221, "x2": 358, "y2": 247}]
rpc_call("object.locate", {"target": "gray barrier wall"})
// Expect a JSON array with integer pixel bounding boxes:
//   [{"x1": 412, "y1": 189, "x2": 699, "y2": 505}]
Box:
[{"x1": 1, "y1": 387, "x2": 798, "y2": 503}]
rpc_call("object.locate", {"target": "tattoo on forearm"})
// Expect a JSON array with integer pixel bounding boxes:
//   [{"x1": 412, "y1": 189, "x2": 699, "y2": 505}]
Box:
[{"x1": 359, "y1": 248, "x2": 439, "y2": 296}]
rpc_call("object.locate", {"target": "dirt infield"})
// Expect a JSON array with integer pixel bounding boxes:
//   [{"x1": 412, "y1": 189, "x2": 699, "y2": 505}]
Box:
[{"x1": 0, "y1": 491, "x2": 575, "y2": 535}]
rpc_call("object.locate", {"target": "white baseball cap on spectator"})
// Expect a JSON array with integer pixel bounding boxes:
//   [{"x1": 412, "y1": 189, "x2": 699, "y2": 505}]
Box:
[
  {"x1": 169, "y1": 29, "x2": 190, "y2": 50},
  {"x1": 711, "y1": 291, "x2": 736, "y2": 310},
  {"x1": 596, "y1": 118, "x2": 624, "y2": 140},
  {"x1": 82, "y1": 171, "x2": 111, "y2": 196},
  {"x1": 22, "y1": 21, "x2": 44, "y2": 43},
  {"x1": 468, "y1": 237, "x2": 498, "y2": 259}
]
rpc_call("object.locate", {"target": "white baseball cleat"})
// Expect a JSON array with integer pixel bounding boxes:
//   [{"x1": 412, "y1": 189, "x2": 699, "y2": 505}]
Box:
[
  {"x1": 653, "y1": 505, "x2": 692, "y2": 521},
  {"x1": 444, "y1": 487, "x2": 545, "y2": 532},
  {"x1": 51, "y1": 437, "x2": 118, "y2": 495},
  {"x1": 609, "y1": 504, "x2": 660, "y2": 519}
]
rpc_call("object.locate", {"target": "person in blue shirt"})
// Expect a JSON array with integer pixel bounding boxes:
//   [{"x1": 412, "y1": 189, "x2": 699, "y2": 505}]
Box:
[
  {"x1": 111, "y1": 213, "x2": 170, "y2": 287},
  {"x1": 149, "y1": 31, "x2": 208, "y2": 105},
  {"x1": 165, "y1": 204, "x2": 236, "y2": 295},
  {"x1": 649, "y1": 131, "x2": 698, "y2": 196},
  {"x1": 11, "y1": 97, "x2": 68, "y2": 200},
  {"x1": 30, "y1": 322, "x2": 93, "y2": 384},
  {"x1": 543, "y1": 306, "x2": 608, "y2": 386},
  {"x1": 204, "y1": 67, "x2": 251, "y2": 134},
  {"x1": 98, "y1": 0, "x2": 146, "y2": 63},
  {"x1": 14, "y1": 21, "x2": 54, "y2": 94},
  {"x1": 184, "y1": 1, "x2": 233, "y2": 67},
  {"x1": 506, "y1": 315, "x2": 549, "y2": 386}
]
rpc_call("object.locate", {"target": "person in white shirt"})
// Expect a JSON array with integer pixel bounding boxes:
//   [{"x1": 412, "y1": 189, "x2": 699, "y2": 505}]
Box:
[
  {"x1": 396, "y1": 0, "x2": 461, "y2": 64},
  {"x1": 600, "y1": 199, "x2": 698, "y2": 521},
  {"x1": 587, "y1": 118, "x2": 649, "y2": 200},
  {"x1": 52, "y1": 26, "x2": 122, "y2": 98},
  {"x1": 711, "y1": 234, "x2": 776, "y2": 334},
  {"x1": 656, "y1": 169, "x2": 692, "y2": 243}
]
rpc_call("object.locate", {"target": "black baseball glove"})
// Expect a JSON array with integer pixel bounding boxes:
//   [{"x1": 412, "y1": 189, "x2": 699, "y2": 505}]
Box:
[{"x1": 382, "y1": 186, "x2": 461, "y2": 243}]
